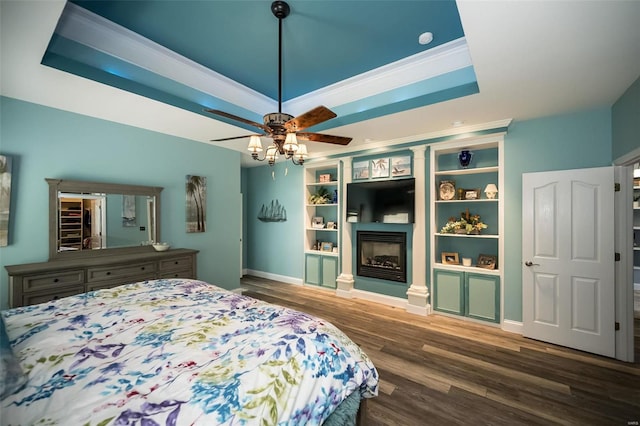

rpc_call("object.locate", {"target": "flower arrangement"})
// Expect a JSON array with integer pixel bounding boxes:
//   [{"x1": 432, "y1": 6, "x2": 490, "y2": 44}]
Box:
[
  {"x1": 309, "y1": 187, "x2": 332, "y2": 204},
  {"x1": 440, "y1": 209, "x2": 488, "y2": 235}
]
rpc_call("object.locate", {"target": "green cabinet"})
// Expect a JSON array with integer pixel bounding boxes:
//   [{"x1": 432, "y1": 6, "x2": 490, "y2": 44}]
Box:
[
  {"x1": 305, "y1": 253, "x2": 338, "y2": 289},
  {"x1": 433, "y1": 269, "x2": 500, "y2": 323}
]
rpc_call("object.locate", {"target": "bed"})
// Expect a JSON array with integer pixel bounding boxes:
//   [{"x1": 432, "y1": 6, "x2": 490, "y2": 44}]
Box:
[{"x1": 0, "y1": 278, "x2": 378, "y2": 425}]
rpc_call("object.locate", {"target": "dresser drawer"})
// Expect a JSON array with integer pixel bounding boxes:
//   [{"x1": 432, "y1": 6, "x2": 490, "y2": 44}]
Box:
[
  {"x1": 159, "y1": 256, "x2": 193, "y2": 272},
  {"x1": 87, "y1": 280, "x2": 130, "y2": 292},
  {"x1": 23, "y1": 285, "x2": 85, "y2": 306},
  {"x1": 158, "y1": 269, "x2": 194, "y2": 279},
  {"x1": 87, "y1": 262, "x2": 157, "y2": 282},
  {"x1": 23, "y1": 270, "x2": 85, "y2": 292}
]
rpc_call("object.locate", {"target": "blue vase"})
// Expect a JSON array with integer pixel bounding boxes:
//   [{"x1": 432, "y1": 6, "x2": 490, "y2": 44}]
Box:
[
  {"x1": 332, "y1": 190, "x2": 338, "y2": 204},
  {"x1": 458, "y1": 150, "x2": 473, "y2": 168}
]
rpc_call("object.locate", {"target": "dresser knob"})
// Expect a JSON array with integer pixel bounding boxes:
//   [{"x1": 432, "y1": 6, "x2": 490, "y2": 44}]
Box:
[
  {"x1": 106, "y1": 272, "x2": 111, "y2": 276},
  {"x1": 53, "y1": 278, "x2": 59, "y2": 283}
]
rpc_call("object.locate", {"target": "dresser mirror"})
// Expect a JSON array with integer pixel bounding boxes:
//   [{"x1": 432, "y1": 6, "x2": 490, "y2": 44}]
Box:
[{"x1": 47, "y1": 178, "x2": 162, "y2": 260}]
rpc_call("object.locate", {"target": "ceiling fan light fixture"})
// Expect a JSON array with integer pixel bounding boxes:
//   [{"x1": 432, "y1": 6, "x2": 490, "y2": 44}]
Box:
[
  {"x1": 247, "y1": 135, "x2": 263, "y2": 153},
  {"x1": 283, "y1": 132, "x2": 299, "y2": 155},
  {"x1": 294, "y1": 143, "x2": 308, "y2": 164},
  {"x1": 266, "y1": 145, "x2": 279, "y2": 165}
]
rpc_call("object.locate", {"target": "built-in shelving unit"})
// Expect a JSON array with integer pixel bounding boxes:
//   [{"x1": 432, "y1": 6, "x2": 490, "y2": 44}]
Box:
[
  {"x1": 303, "y1": 161, "x2": 341, "y2": 288},
  {"x1": 429, "y1": 137, "x2": 504, "y2": 324}
]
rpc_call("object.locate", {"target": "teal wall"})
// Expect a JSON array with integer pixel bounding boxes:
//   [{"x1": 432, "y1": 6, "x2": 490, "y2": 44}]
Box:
[
  {"x1": 0, "y1": 96, "x2": 242, "y2": 310},
  {"x1": 241, "y1": 167, "x2": 248, "y2": 271},
  {"x1": 612, "y1": 76, "x2": 640, "y2": 161},
  {"x1": 503, "y1": 107, "x2": 612, "y2": 321},
  {"x1": 244, "y1": 162, "x2": 304, "y2": 279}
]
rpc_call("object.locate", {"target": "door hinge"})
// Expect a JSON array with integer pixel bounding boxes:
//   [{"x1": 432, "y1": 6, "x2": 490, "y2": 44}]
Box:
[
  {"x1": 615, "y1": 252, "x2": 621, "y2": 261},
  {"x1": 615, "y1": 322, "x2": 620, "y2": 331},
  {"x1": 614, "y1": 183, "x2": 621, "y2": 192}
]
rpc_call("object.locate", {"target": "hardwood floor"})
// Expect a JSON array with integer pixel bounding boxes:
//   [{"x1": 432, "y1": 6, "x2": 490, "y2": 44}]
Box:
[{"x1": 240, "y1": 275, "x2": 640, "y2": 426}]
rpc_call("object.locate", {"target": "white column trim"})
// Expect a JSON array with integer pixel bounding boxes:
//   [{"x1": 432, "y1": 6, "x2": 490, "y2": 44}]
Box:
[
  {"x1": 406, "y1": 146, "x2": 431, "y2": 315},
  {"x1": 336, "y1": 158, "x2": 355, "y2": 298}
]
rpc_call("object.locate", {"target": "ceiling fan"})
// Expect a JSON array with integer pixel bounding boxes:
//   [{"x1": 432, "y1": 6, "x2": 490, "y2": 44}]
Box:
[{"x1": 205, "y1": 0, "x2": 352, "y2": 165}]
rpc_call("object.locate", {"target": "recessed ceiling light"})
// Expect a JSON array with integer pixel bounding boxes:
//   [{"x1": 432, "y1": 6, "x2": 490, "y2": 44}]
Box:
[
  {"x1": 452, "y1": 120, "x2": 464, "y2": 127},
  {"x1": 418, "y1": 32, "x2": 433, "y2": 45}
]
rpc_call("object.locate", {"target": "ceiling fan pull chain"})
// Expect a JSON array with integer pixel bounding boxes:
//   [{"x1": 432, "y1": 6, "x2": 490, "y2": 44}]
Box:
[
  {"x1": 285, "y1": 167, "x2": 288, "y2": 176},
  {"x1": 272, "y1": 170, "x2": 276, "y2": 181}
]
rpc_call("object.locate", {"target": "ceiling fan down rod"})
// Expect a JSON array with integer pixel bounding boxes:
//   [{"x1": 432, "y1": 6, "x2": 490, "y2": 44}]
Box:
[{"x1": 271, "y1": 1, "x2": 290, "y2": 114}]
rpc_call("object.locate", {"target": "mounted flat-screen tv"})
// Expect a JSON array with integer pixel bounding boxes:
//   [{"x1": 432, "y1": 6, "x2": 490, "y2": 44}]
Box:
[{"x1": 346, "y1": 178, "x2": 415, "y2": 224}]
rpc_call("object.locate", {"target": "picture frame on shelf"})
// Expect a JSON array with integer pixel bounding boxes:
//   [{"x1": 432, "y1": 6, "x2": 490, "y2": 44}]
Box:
[
  {"x1": 353, "y1": 161, "x2": 370, "y2": 180},
  {"x1": 439, "y1": 180, "x2": 456, "y2": 201},
  {"x1": 319, "y1": 173, "x2": 331, "y2": 183},
  {"x1": 391, "y1": 155, "x2": 411, "y2": 177},
  {"x1": 321, "y1": 242, "x2": 334, "y2": 252},
  {"x1": 477, "y1": 254, "x2": 497, "y2": 269},
  {"x1": 463, "y1": 188, "x2": 481, "y2": 200},
  {"x1": 326, "y1": 221, "x2": 336, "y2": 229},
  {"x1": 311, "y1": 216, "x2": 324, "y2": 228},
  {"x1": 441, "y1": 252, "x2": 459, "y2": 265},
  {"x1": 371, "y1": 158, "x2": 390, "y2": 178}
]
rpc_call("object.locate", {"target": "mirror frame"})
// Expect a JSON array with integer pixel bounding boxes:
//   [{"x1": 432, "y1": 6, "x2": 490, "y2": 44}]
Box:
[{"x1": 47, "y1": 178, "x2": 163, "y2": 261}]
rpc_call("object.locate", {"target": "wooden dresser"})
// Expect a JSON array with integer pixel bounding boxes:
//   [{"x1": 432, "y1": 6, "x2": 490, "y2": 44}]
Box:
[{"x1": 6, "y1": 248, "x2": 198, "y2": 308}]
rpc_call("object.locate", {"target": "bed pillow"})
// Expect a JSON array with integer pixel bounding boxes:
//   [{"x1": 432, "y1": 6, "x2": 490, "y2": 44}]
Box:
[{"x1": 0, "y1": 315, "x2": 27, "y2": 399}]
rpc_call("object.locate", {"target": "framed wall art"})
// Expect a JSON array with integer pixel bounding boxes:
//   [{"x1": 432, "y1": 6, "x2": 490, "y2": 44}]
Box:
[
  {"x1": 353, "y1": 160, "x2": 370, "y2": 180},
  {"x1": 371, "y1": 158, "x2": 390, "y2": 178},
  {"x1": 391, "y1": 155, "x2": 411, "y2": 177},
  {"x1": 186, "y1": 175, "x2": 207, "y2": 233}
]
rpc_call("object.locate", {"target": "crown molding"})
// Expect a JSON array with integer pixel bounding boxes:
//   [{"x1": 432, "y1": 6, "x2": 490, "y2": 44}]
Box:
[
  {"x1": 55, "y1": 2, "x2": 275, "y2": 114},
  {"x1": 284, "y1": 38, "x2": 473, "y2": 115},
  {"x1": 305, "y1": 118, "x2": 512, "y2": 163}
]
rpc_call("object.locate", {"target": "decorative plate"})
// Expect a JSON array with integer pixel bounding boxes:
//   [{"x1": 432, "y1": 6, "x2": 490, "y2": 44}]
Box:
[{"x1": 439, "y1": 181, "x2": 456, "y2": 200}]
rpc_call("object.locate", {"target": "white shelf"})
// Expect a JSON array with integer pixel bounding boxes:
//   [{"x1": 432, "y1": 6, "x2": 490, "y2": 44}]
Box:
[
  {"x1": 435, "y1": 232, "x2": 499, "y2": 239},
  {"x1": 434, "y1": 263, "x2": 500, "y2": 276},
  {"x1": 306, "y1": 228, "x2": 338, "y2": 232},
  {"x1": 304, "y1": 250, "x2": 339, "y2": 257},
  {"x1": 435, "y1": 199, "x2": 498, "y2": 204},
  {"x1": 306, "y1": 181, "x2": 338, "y2": 187},
  {"x1": 306, "y1": 203, "x2": 338, "y2": 207},
  {"x1": 435, "y1": 166, "x2": 499, "y2": 176}
]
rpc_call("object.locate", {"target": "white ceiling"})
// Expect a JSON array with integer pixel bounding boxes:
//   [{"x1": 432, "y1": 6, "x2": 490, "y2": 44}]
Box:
[{"x1": 2, "y1": 1, "x2": 640, "y2": 166}]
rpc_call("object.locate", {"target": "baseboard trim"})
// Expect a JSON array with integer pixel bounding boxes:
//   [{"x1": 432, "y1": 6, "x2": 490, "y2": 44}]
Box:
[
  {"x1": 243, "y1": 269, "x2": 303, "y2": 286},
  {"x1": 351, "y1": 289, "x2": 408, "y2": 309},
  {"x1": 501, "y1": 319, "x2": 523, "y2": 334}
]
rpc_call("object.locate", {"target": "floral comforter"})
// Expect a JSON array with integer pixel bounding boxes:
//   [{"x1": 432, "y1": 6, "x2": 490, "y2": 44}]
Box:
[{"x1": 1, "y1": 279, "x2": 378, "y2": 425}]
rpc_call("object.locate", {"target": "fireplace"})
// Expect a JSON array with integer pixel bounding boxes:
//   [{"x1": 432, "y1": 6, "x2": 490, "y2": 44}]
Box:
[{"x1": 357, "y1": 231, "x2": 407, "y2": 283}]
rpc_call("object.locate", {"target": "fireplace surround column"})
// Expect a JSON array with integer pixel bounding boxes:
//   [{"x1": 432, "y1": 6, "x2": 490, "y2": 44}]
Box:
[
  {"x1": 406, "y1": 146, "x2": 431, "y2": 315},
  {"x1": 336, "y1": 158, "x2": 354, "y2": 298}
]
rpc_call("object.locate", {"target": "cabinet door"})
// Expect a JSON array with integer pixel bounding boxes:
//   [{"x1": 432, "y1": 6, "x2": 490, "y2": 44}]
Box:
[
  {"x1": 305, "y1": 254, "x2": 321, "y2": 285},
  {"x1": 465, "y1": 273, "x2": 500, "y2": 323},
  {"x1": 321, "y1": 256, "x2": 338, "y2": 289},
  {"x1": 433, "y1": 270, "x2": 464, "y2": 315}
]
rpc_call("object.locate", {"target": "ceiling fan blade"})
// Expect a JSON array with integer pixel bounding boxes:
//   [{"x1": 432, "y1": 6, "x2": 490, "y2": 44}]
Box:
[
  {"x1": 205, "y1": 109, "x2": 271, "y2": 133},
  {"x1": 296, "y1": 132, "x2": 352, "y2": 145},
  {"x1": 210, "y1": 134, "x2": 263, "y2": 142},
  {"x1": 284, "y1": 106, "x2": 337, "y2": 131}
]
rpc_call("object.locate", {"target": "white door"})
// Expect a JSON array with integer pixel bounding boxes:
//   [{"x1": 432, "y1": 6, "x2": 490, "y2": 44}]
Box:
[{"x1": 522, "y1": 167, "x2": 615, "y2": 357}]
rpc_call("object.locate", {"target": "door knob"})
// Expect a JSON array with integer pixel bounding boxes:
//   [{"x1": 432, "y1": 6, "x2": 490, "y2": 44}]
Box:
[{"x1": 525, "y1": 261, "x2": 540, "y2": 267}]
